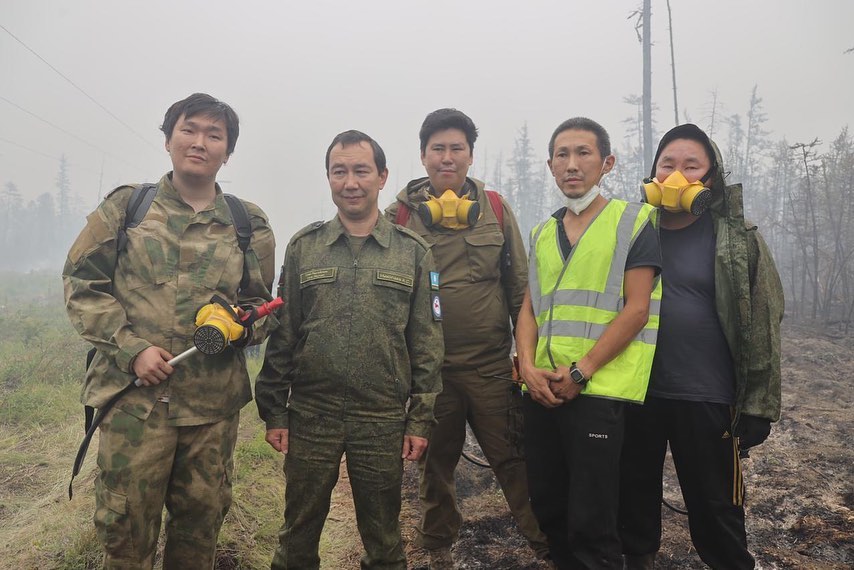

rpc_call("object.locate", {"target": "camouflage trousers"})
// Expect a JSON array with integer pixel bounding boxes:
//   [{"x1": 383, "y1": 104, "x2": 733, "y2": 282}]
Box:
[
  {"x1": 272, "y1": 411, "x2": 407, "y2": 570},
  {"x1": 417, "y1": 367, "x2": 549, "y2": 558},
  {"x1": 94, "y1": 402, "x2": 238, "y2": 569}
]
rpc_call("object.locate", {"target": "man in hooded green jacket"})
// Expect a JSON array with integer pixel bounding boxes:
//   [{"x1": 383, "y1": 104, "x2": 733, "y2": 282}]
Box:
[{"x1": 618, "y1": 124, "x2": 784, "y2": 570}]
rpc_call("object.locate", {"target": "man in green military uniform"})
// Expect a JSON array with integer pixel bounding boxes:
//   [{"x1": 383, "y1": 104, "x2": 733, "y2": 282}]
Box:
[
  {"x1": 63, "y1": 93, "x2": 277, "y2": 569},
  {"x1": 385, "y1": 108, "x2": 548, "y2": 568},
  {"x1": 256, "y1": 130, "x2": 444, "y2": 569}
]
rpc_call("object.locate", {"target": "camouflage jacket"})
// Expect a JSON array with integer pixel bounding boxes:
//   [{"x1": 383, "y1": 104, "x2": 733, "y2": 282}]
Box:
[
  {"x1": 705, "y1": 145, "x2": 785, "y2": 427},
  {"x1": 255, "y1": 214, "x2": 444, "y2": 438},
  {"x1": 384, "y1": 177, "x2": 527, "y2": 375},
  {"x1": 63, "y1": 173, "x2": 277, "y2": 426}
]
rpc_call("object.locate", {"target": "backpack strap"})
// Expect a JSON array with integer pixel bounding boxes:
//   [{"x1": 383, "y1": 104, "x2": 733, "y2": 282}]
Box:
[
  {"x1": 485, "y1": 190, "x2": 504, "y2": 228},
  {"x1": 395, "y1": 203, "x2": 412, "y2": 226},
  {"x1": 222, "y1": 193, "x2": 251, "y2": 253},
  {"x1": 222, "y1": 193, "x2": 252, "y2": 292},
  {"x1": 117, "y1": 183, "x2": 157, "y2": 253}
]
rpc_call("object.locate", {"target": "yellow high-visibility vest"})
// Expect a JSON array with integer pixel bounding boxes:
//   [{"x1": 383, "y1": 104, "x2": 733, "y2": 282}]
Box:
[{"x1": 529, "y1": 200, "x2": 662, "y2": 403}]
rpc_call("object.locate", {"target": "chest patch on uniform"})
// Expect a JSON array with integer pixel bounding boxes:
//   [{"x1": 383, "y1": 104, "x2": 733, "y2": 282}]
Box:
[
  {"x1": 431, "y1": 293, "x2": 443, "y2": 321},
  {"x1": 300, "y1": 267, "x2": 337, "y2": 285},
  {"x1": 376, "y1": 270, "x2": 414, "y2": 288},
  {"x1": 430, "y1": 271, "x2": 440, "y2": 290}
]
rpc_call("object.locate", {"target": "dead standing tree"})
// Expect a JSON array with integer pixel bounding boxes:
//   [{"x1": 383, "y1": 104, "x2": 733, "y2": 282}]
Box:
[
  {"x1": 790, "y1": 139, "x2": 822, "y2": 320},
  {"x1": 629, "y1": 1, "x2": 654, "y2": 171}
]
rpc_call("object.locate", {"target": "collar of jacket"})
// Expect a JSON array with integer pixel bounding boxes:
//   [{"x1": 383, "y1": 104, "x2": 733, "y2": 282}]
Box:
[
  {"x1": 323, "y1": 212, "x2": 392, "y2": 248},
  {"x1": 161, "y1": 172, "x2": 232, "y2": 224}
]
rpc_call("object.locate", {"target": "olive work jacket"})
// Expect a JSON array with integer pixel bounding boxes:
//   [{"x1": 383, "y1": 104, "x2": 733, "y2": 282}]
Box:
[
  {"x1": 384, "y1": 177, "x2": 528, "y2": 377},
  {"x1": 705, "y1": 145, "x2": 785, "y2": 429},
  {"x1": 255, "y1": 214, "x2": 444, "y2": 439},
  {"x1": 63, "y1": 173, "x2": 277, "y2": 426}
]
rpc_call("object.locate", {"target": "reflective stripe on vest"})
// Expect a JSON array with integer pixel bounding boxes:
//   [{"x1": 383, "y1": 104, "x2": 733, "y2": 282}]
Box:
[{"x1": 528, "y1": 200, "x2": 662, "y2": 403}]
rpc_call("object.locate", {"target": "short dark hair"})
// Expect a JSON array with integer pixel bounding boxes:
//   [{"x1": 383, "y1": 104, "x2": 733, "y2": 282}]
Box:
[
  {"x1": 419, "y1": 108, "x2": 478, "y2": 154},
  {"x1": 160, "y1": 93, "x2": 240, "y2": 155},
  {"x1": 325, "y1": 130, "x2": 387, "y2": 174},
  {"x1": 548, "y1": 117, "x2": 611, "y2": 160}
]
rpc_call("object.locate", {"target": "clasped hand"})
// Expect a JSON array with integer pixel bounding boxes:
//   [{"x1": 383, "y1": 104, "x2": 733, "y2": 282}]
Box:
[{"x1": 519, "y1": 363, "x2": 583, "y2": 408}]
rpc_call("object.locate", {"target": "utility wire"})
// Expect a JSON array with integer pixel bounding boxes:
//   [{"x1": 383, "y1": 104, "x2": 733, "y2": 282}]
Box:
[
  {"x1": 0, "y1": 135, "x2": 103, "y2": 176},
  {"x1": 0, "y1": 23, "x2": 161, "y2": 152},
  {"x1": 0, "y1": 95, "x2": 149, "y2": 172}
]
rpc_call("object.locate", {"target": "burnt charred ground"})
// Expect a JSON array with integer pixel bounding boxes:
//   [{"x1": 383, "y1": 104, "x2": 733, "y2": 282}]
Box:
[{"x1": 396, "y1": 323, "x2": 853, "y2": 569}]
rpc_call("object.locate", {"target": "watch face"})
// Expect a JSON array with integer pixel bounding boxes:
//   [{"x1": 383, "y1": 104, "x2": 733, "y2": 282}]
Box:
[{"x1": 570, "y1": 368, "x2": 585, "y2": 383}]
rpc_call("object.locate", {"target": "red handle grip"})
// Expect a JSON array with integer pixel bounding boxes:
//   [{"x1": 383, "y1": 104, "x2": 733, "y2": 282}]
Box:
[{"x1": 241, "y1": 297, "x2": 284, "y2": 322}]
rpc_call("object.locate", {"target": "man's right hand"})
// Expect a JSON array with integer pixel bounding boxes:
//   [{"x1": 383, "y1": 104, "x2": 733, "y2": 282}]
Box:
[
  {"x1": 520, "y1": 363, "x2": 563, "y2": 408},
  {"x1": 133, "y1": 346, "x2": 174, "y2": 386},
  {"x1": 266, "y1": 428, "x2": 289, "y2": 453}
]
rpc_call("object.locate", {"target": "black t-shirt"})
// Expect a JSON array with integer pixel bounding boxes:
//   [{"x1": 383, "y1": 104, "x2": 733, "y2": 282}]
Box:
[
  {"x1": 647, "y1": 211, "x2": 736, "y2": 404},
  {"x1": 551, "y1": 206, "x2": 662, "y2": 273}
]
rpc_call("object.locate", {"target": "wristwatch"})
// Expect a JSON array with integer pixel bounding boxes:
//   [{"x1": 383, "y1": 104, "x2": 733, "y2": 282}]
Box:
[{"x1": 569, "y1": 362, "x2": 588, "y2": 385}]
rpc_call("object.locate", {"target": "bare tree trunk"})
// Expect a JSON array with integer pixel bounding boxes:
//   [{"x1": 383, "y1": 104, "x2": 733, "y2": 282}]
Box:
[
  {"x1": 708, "y1": 89, "x2": 719, "y2": 139},
  {"x1": 666, "y1": 0, "x2": 679, "y2": 126},
  {"x1": 793, "y1": 140, "x2": 822, "y2": 320},
  {"x1": 642, "y1": 0, "x2": 653, "y2": 171}
]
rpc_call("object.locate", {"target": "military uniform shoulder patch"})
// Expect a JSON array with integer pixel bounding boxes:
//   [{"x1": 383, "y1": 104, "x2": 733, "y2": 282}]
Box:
[
  {"x1": 431, "y1": 292, "x2": 442, "y2": 321},
  {"x1": 429, "y1": 271, "x2": 440, "y2": 290}
]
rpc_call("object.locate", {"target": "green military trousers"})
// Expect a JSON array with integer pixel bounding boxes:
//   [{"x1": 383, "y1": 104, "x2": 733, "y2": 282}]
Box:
[
  {"x1": 94, "y1": 402, "x2": 238, "y2": 570},
  {"x1": 417, "y1": 367, "x2": 549, "y2": 558},
  {"x1": 272, "y1": 411, "x2": 407, "y2": 570}
]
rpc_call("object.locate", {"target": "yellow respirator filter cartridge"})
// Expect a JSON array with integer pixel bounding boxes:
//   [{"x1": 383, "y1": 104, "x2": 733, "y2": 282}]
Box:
[
  {"x1": 418, "y1": 189, "x2": 481, "y2": 230},
  {"x1": 642, "y1": 171, "x2": 712, "y2": 216},
  {"x1": 194, "y1": 302, "x2": 245, "y2": 355}
]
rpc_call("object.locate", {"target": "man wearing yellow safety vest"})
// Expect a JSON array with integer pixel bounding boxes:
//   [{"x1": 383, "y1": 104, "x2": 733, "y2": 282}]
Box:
[{"x1": 516, "y1": 117, "x2": 662, "y2": 569}]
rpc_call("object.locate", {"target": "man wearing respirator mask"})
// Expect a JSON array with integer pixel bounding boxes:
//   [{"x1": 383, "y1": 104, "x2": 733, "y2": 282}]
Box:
[
  {"x1": 618, "y1": 124, "x2": 784, "y2": 570},
  {"x1": 385, "y1": 109, "x2": 548, "y2": 568}
]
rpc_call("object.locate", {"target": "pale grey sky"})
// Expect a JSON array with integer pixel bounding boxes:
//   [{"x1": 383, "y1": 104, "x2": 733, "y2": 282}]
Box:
[{"x1": 2, "y1": 0, "x2": 852, "y2": 245}]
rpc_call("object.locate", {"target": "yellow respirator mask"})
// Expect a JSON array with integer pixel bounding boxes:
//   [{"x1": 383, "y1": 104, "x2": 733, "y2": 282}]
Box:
[
  {"x1": 193, "y1": 296, "x2": 246, "y2": 355},
  {"x1": 642, "y1": 171, "x2": 712, "y2": 216},
  {"x1": 418, "y1": 189, "x2": 481, "y2": 230}
]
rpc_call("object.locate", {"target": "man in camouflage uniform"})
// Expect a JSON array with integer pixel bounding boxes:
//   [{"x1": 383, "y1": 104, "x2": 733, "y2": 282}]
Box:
[
  {"x1": 384, "y1": 109, "x2": 549, "y2": 568},
  {"x1": 63, "y1": 93, "x2": 277, "y2": 569},
  {"x1": 618, "y1": 124, "x2": 785, "y2": 569},
  {"x1": 256, "y1": 130, "x2": 444, "y2": 569}
]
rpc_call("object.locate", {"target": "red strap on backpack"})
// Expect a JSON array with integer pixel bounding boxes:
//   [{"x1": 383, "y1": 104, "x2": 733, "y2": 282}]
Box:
[{"x1": 395, "y1": 190, "x2": 504, "y2": 228}]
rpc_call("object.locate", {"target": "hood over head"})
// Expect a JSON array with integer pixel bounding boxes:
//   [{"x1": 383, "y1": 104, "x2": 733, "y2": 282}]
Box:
[{"x1": 651, "y1": 123, "x2": 741, "y2": 219}]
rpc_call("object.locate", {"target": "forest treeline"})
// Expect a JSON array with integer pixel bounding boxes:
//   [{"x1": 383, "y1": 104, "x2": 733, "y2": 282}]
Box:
[{"x1": 2, "y1": 88, "x2": 852, "y2": 327}]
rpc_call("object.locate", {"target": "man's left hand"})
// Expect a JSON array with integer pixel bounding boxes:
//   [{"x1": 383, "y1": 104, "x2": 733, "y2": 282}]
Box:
[
  {"x1": 551, "y1": 365, "x2": 584, "y2": 402},
  {"x1": 402, "y1": 435, "x2": 428, "y2": 461},
  {"x1": 736, "y1": 415, "x2": 772, "y2": 450}
]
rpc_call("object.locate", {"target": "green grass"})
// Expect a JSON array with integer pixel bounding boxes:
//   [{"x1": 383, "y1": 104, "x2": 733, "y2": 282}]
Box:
[{"x1": 0, "y1": 272, "x2": 362, "y2": 568}]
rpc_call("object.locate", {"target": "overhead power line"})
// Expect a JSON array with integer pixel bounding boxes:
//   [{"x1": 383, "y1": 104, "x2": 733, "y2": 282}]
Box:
[
  {"x1": 0, "y1": 135, "x2": 102, "y2": 176},
  {"x1": 0, "y1": 95, "x2": 148, "y2": 172},
  {"x1": 0, "y1": 23, "x2": 161, "y2": 152}
]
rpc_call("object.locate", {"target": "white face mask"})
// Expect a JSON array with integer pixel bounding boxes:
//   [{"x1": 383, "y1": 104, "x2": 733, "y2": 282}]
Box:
[{"x1": 565, "y1": 184, "x2": 601, "y2": 215}]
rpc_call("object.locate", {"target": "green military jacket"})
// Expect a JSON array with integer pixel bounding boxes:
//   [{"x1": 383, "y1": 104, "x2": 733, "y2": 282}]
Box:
[
  {"x1": 255, "y1": 214, "x2": 444, "y2": 438},
  {"x1": 63, "y1": 173, "x2": 277, "y2": 426},
  {"x1": 705, "y1": 144, "x2": 785, "y2": 427},
  {"x1": 384, "y1": 177, "x2": 528, "y2": 375}
]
